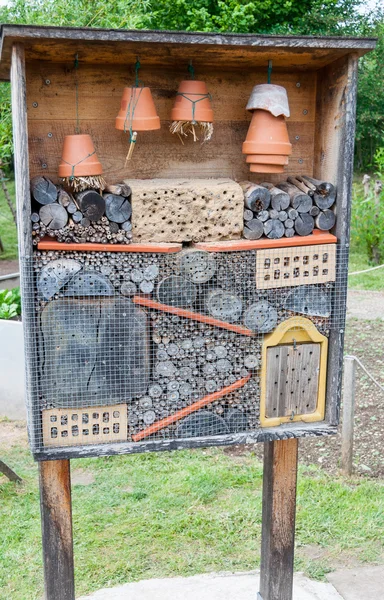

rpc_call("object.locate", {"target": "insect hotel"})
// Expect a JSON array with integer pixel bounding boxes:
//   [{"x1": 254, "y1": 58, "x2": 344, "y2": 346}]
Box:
[{"x1": 1, "y1": 24, "x2": 375, "y2": 600}]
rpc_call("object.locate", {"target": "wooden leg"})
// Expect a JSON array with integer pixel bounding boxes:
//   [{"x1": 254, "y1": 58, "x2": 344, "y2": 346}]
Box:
[
  {"x1": 259, "y1": 439, "x2": 298, "y2": 600},
  {"x1": 39, "y1": 460, "x2": 75, "y2": 600}
]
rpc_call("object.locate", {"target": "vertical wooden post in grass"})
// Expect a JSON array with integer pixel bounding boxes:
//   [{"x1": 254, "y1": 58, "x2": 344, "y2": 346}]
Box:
[
  {"x1": 39, "y1": 460, "x2": 75, "y2": 600},
  {"x1": 341, "y1": 356, "x2": 356, "y2": 475},
  {"x1": 259, "y1": 438, "x2": 299, "y2": 600}
]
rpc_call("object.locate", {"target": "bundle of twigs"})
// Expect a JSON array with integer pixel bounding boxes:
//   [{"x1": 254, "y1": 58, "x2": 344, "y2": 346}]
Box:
[
  {"x1": 60, "y1": 174, "x2": 106, "y2": 194},
  {"x1": 170, "y1": 120, "x2": 213, "y2": 144}
]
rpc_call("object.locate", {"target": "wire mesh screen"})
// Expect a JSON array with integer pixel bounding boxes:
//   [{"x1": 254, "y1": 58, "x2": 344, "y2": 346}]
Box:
[{"x1": 24, "y1": 241, "x2": 347, "y2": 454}]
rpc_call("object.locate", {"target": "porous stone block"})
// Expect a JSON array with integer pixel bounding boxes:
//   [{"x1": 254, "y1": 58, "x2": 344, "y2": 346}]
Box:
[{"x1": 127, "y1": 178, "x2": 244, "y2": 243}]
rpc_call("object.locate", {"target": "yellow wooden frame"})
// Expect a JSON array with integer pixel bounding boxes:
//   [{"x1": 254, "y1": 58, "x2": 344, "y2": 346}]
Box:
[{"x1": 260, "y1": 316, "x2": 328, "y2": 427}]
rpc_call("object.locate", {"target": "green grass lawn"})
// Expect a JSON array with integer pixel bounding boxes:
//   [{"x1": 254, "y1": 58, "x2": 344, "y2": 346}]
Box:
[
  {"x1": 1, "y1": 442, "x2": 384, "y2": 599},
  {"x1": 0, "y1": 176, "x2": 17, "y2": 260},
  {"x1": 348, "y1": 252, "x2": 384, "y2": 291}
]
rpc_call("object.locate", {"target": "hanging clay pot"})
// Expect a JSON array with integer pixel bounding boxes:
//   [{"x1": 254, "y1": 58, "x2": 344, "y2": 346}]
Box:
[
  {"x1": 249, "y1": 163, "x2": 285, "y2": 174},
  {"x1": 246, "y1": 154, "x2": 289, "y2": 166},
  {"x1": 170, "y1": 80, "x2": 213, "y2": 143},
  {"x1": 246, "y1": 84, "x2": 290, "y2": 117},
  {"x1": 58, "y1": 134, "x2": 105, "y2": 192},
  {"x1": 242, "y1": 110, "x2": 292, "y2": 156},
  {"x1": 115, "y1": 87, "x2": 160, "y2": 132}
]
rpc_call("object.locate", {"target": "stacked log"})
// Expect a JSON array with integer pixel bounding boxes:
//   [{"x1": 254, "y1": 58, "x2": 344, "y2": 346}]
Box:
[
  {"x1": 241, "y1": 175, "x2": 336, "y2": 240},
  {"x1": 30, "y1": 176, "x2": 132, "y2": 245}
]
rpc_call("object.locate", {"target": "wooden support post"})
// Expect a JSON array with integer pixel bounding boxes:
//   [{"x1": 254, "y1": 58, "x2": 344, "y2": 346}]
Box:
[
  {"x1": 0, "y1": 459, "x2": 22, "y2": 482},
  {"x1": 259, "y1": 438, "x2": 298, "y2": 600},
  {"x1": 39, "y1": 460, "x2": 75, "y2": 600},
  {"x1": 341, "y1": 356, "x2": 356, "y2": 475}
]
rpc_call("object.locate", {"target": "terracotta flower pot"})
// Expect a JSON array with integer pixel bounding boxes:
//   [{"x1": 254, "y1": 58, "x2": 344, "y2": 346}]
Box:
[
  {"x1": 58, "y1": 134, "x2": 103, "y2": 178},
  {"x1": 242, "y1": 110, "x2": 292, "y2": 156},
  {"x1": 171, "y1": 80, "x2": 213, "y2": 123},
  {"x1": 246, "y1": 154, "x2": 289, "y2": 166},
  {"x1": 115, "y1": 87, "x2": 160, "y2": 132},
  {"x1": 249, "y1": 163, "x2": 285, "y2": 174}
]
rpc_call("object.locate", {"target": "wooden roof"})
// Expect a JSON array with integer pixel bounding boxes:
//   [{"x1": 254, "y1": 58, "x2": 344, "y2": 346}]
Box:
[{"x1": 0, "y1": 24, "x2": 377, "y2": 79}]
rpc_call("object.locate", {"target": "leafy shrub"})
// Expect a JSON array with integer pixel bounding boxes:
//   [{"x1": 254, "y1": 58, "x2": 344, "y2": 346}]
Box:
[{"x1": 0, "y1": 287, "x2": 21, "y2": 319}]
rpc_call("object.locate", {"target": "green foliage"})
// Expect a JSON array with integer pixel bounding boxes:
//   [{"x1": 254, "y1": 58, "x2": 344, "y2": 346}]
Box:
[
  {"x1": 351, "y1": 173, "x2": 384, "y2": 265},
  {"x1": 0, "y1": 287, "x2": 21, "y2": 319},
  {"x1": 0, "y1": 83, "x2": 12, "y2": 168},
  {"x1": 355, "y1": 20, "x2": 384, "y2": 170}
]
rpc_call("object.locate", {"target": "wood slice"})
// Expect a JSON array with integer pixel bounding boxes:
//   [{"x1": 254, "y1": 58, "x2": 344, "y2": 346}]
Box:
[
  {"x1": 57, "y1": 189, "x2": 72, "y2": 208},
  {"x1": 258, "y1": 210, "x2": 270, "y2": 222},
  {"x1": 30, "y1": 176, "x2": 57, "y2": 205},
  {"x1": 121, "y1": 220, "x2": 132, "y2": 232},
  {"x1": 246, "y1": 218, "x2": 264, "y2": 236},
  {"x1": 31, "y1": 212, "x2": 40, "y2": 223},
  {"x1": 72, "y1": 211, "x2": 83, "y2": 223},
  {"x1": 278, "y1": 211, "x2": 288, "y2": 222},
  {"x1": 64, "y1": 271, "x2": 114, "y2": 297},
  {"x1": 80, "y1": 217, "x2": 91, "y2": 228},
  {"x1": 120, "y1": 281, "x2": 137, "y2": 296},
  {"x1": 241, "y1": 182, "x2": 271, "y2": 211},
  {"x1": 140, "y1": 280, "x2": 154, "y2": 294},
  {"x1": 144, "y1": 265, "x2": 159, "y2": 281},
  {"x1": 284, "y1": 285, "x2": 331, "y2": 317},
  {"x1": 77, "y1": 190, "x2": 106, "y2": 222},
  {"x1": 269, "y1": 209, "x2": 279, "y2": 220},
  {"x1": 309, "y1": 206, "x2": 320, "y2": 217},
  {"x1": 294, "y1": 213, "x2": 314, "y2": 236},
  {"x1": 66, "y1": 201, "x2": 77, "y2": 214},
  {"x1": 40, "y1": 297, "x2": 149, "y2": 406},
  {"x1": 270, "y1": 188, "x2": 290, "y2": 211},
  {"x1": 37, "y1": 258, "x2": 82, "y2": 300},
  {"x1": 287, "y1": 208, "x2": 298, "y2": 220},
  {"x1": 104, "y1": 193, "x2": 132, "y2": 223},
  {"x1": 157, "y1": 275, "x2": 197, "y2": 308},
  {"x1": 243, "y1": 301, "x2": 277, "y2": 333},
  {"x1": 243, "y1": 225, "x2": 263, "y2": 240},
  {"x1": 105, "y1": 182, "x2": 132, "y2": 197},
  {"x1": 206, "y1": 289, "x2": 243, "y2": 323},
  {"x1": 315, "y1": 209, "x2": 336, "y2": 230},
  {"x1": 277, "y1": 182, "x2": 312, "y2": 213},
  {"x1": 285, "y1": 219, "x2": 294, "y2": 228},
  {"x1": 39, "y1": 203, "x2": 68, "y2": 230},
  {"x1": 243, "y1": 208, "x2": 253, "y2": 222},
  {"x1": 284, "y1": 227, "x2": 295, "y2": 237},
  {"x1": 180, "y1": 250, "x2": 217, "y2": 283},
  {"x1": 226, "y1": 409, "x2": 249, "y2": 433},
  {"x1": 263, "y1": 219, "x2": 284, "y2": 239},
  {"x1": 109, "y1": 222, "x2": 119, "y2": 234},
  {"x1": 176, "y1": 410, "x2": 229, "y2": 438}
]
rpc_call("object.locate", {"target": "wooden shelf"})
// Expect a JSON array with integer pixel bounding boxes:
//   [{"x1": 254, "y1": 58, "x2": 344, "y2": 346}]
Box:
[
  {"x1": 132, "y1": 296, "x2": 254, "y2": 337},
  {"x1": 37, "y1": 238, "x2": 182, "y2": 253},
  {"x1": 193, "y1": 232, "x2": 337, "y2": 252}
]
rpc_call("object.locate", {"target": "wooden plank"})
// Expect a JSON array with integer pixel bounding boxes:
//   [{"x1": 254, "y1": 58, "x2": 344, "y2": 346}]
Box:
[
  {"x1": 259, "y1": 438, "x2": 298, "y2": 600},
  {"x1": 132, "y1": 374, "x2": 251, "y2": 442},
  {"x1": 10, "y1": 43, "x2": 40, "y2": 450},
  {"x1": 0, "y1": 26, "x2": 376, "y2": 79},
  {"x1": 37, "y1": 238, "x2": 182, "y2": 253},
  {"x1": 194, "y1": 232, "x2": 337, "y2": 252},
  {"x1": 314, "y1": 54, "x2": 359, "y2": 427},
  {"x1": 27, "y1": 118, "x2": 315, "y2": 184},
  {"x1": 132, "y1": 296, "x2": 255, "y2": 336},
  {"x1": 265, "y1": 344, "x2": 320, "y2": 419},
  {"x1": 39, "y1": 459, "x2": 75, "y2": 600},
  {"x1": 341, "y1": 356, "x2": 356, "y2": 475}
]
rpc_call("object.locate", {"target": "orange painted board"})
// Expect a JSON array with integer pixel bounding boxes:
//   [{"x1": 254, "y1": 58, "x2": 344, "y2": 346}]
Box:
[
  {"x1": 193, "y1": 232, "x2": 337, "y2": 252},
  {"x1": 37, "y1": 238, "x2": 182, "y2": 253},
  {"x1": 132, "y1": 296, "x2": 255, "y2": 336},
  {"x1": 132, "y1": 374, "x2": 251, "y2": 442}
]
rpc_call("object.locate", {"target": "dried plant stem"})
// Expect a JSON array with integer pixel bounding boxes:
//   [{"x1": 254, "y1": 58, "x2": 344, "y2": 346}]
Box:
[
  {"x1": 61, "y1": 175, "x2": 106, "y2": 193},
  {"x1": 170, "y1": 120, "x2": 213, "y2": 143},
  {"x1": 125, "y1": 131, "x2": 138, "y2": 165}
]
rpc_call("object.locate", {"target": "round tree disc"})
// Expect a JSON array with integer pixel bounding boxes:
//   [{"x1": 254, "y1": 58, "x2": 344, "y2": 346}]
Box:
[
  {"x1": 180, "y1": 250, "x2": 217, "y2": 283},
  {"x1": 206, "y1": 289, "x2": 243, "y2": 323},
  {"x1": 157, "y1": 276, "x2": 197, "y2": 308},
  {"x1": 176, "y1": 410, "x2": 229, "y2": 438},
  {"x1": 243, "y1": 301, "x2": 277, "y2": 333}
]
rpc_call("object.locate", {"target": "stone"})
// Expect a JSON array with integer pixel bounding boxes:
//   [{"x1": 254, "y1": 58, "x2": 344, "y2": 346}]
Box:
[{"x1": 128, "y1": 178, "x2": 244, "y2": 242}]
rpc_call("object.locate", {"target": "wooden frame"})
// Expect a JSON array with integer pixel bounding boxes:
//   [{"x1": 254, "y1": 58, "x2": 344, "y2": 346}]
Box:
[
  {"x1": 260, "y1": 317, "x2": 328, "y2": 427},
  {"x1": 2, "y1": 26, "x2": 373, "y2": 461}
]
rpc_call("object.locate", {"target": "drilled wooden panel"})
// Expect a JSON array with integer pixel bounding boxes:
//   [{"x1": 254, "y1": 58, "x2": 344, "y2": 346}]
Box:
[
  {"x1": 265, "y1": 343, "x2": 320, "y2": 419},
  {"x1": 26, "y1": 62, "x2": 316, "y2": 183},
  {"x1": 256, "y1": 243, "x2": 336, "y2": 289},
  {"x1": 43, "y1": 404, "x2": 127, "y2": 447}
]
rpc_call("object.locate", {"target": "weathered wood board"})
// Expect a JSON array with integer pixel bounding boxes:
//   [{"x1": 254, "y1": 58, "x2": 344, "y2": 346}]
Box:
[
  {"x1": 40, "y1": 297, "x2": 149, "y2": 407},
  {"x1": 265, "y1": 343, "x2": 320, "y2": 419}
]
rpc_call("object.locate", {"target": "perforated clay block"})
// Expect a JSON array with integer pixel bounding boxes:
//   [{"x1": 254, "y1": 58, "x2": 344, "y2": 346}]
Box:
[
  {"x1": 128, "y1": 178, "x2": 244, "y2": 243},
  {"x1": 42, "y1": 404, "x2": 128, "y2": 447}
]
